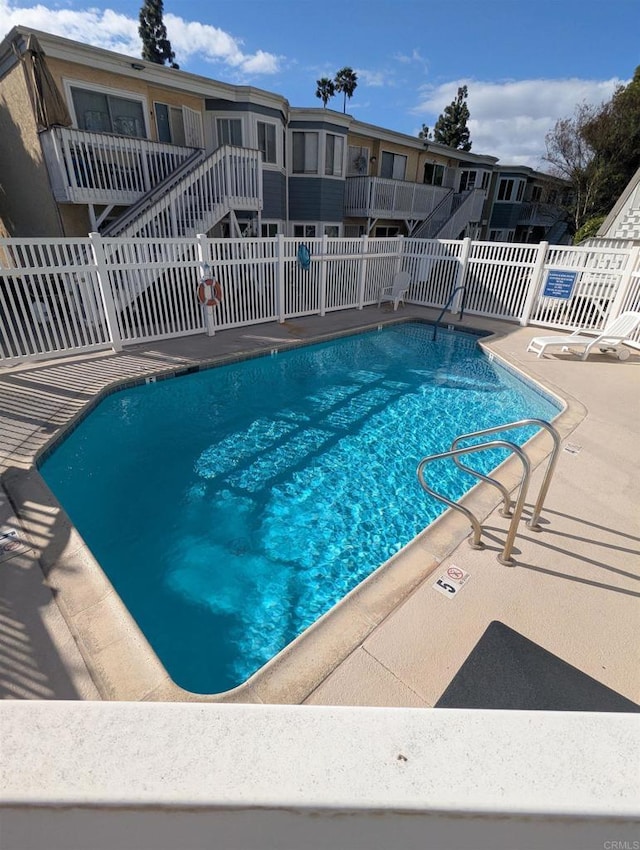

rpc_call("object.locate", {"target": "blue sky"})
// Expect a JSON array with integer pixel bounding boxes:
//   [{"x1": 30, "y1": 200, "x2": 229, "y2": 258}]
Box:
[{"x1": 2, "y1": 0, "x2": 638, "y2": 168}]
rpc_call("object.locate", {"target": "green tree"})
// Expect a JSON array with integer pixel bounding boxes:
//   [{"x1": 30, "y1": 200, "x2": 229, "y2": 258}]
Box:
[
  {"x1": 139, "y1": 0, "x2": 179, "y2": 69},
  {"x1": 573, "y1": 215, "x2": 606, "y2": 245},
  {"x1": 315, "y1": 77, "x2": 336, "y2": 108},
  {"x1": 544, "y1": 67, "x2": 640, "y2": 233},
  {"x1": 543, "y1": 103, "x2": 599, "y2": 233},
  {"x1": 433, "y1": 86, "x2": 472, "y2": 151},
  {"x1": 582, "y1": 66, "x2": 640, "y2": 213},
  {"x1": 334, "y1": 67, "x2": 358, "y2": 113},
  {"x1": 418, "y1": 123, "x2": 433, "y2": 142}
]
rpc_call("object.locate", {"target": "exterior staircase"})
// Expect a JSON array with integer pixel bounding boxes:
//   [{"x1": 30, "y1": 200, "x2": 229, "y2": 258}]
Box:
[
  {"x1": 412, "y1": 188, "x2": 486, "y2": 240},
  {"x1": 101, "y1": 144, "x2": 263, "y2": 315},
  {"x1": 103, "y1": 144, "x2": 262, "y2": 239}
]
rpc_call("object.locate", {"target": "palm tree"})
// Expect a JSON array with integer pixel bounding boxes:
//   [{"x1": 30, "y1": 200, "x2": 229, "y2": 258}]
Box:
[
  {"x1": 334, "y1": 67, "x2": 357, "y2": 113},
  {"x1": 315, "y1": 77, "x2": 336, "y2": 108}
]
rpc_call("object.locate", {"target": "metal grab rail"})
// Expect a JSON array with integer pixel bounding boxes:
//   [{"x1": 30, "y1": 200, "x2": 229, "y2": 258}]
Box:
[
  {"x1": 432, "y1": 285, "x2": 467, "y2": 341},
  {"x1": 450, "y1": 418, "x2": 561, "y2": 530},
  {"x1": 417, "y1": 440, "x2": 531, "y2": 565}
]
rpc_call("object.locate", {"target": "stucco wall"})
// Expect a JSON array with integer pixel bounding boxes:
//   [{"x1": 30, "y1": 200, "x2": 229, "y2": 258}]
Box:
[
  {"x1": 0, "y1": 61, "x2": 63, "y2": 237},
  {"x1": 46, "y1": 57, "x2": 204, "y2": 144}
]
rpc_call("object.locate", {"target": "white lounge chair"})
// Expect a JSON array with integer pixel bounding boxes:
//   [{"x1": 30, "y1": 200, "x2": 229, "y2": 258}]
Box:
[
  {"x1": 378, "y1": 271, "x2": 411, "y2": 311},
  {"x1": 527, "y1": 310, "x2": 640, "y2": 361}
]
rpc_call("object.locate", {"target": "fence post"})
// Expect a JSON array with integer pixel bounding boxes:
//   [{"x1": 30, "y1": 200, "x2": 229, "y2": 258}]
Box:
[
  {"x1": 395, "y1": 234, "x2": 405, "y2": 276},
  {"x1": 520, "y1": 241, "x2": 549, "y2": 326},
  {"x1": 453, "y1": 236, "x2": 472, "y2": 312},
  {"x1": 608, "y1": 244, "x2": 640, "y2": 320},
  {"x1": 89, "y1": 232, "x2": 122, "y2": 352},
  {"x1": 277, "y1": 233, "x2": 286, "y2": 323},
  {"x1": 319, "y1": 234, "x2": 328, "y2": 317},
  {"x1": 357, "y1": 235, "x2": 369, "y2": 309},
  {"x1": 196, "y1": 233, "x2": 216, "y2": 336}
]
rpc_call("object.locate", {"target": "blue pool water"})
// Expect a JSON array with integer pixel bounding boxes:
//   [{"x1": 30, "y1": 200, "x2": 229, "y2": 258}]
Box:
[{"x1": 40, "y1": 323, "x2": 559, "y2": 693}]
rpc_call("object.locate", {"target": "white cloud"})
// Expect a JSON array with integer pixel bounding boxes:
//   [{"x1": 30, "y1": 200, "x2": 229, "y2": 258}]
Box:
[
  {"x1": 355, "y1": 68, "x2": 386, "y2": 87},
  {"x1": 394, "y1": 48, "x2": 429, "y2": 75},
  {"x1": 0, "y1": 0, "x2": 281, "y2": 75},
  {"x1": 413, "y1": 77, "x2": 625, "y2": 167}
]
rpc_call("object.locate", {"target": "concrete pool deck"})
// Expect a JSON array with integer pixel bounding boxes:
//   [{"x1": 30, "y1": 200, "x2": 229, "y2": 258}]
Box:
[{"x1": 0, "y1": 306, "x2": 639, "y2": 707}]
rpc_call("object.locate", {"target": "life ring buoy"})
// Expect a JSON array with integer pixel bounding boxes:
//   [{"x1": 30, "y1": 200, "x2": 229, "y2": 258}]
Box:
[{"x1": 197, "y1": 278, "x2": 222, "y2": 307}]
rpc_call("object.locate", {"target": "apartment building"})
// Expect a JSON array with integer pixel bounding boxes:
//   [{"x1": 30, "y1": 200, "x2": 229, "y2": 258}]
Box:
[{"x1": 0, "y1": 26, "x2": 569, "y2": 243}]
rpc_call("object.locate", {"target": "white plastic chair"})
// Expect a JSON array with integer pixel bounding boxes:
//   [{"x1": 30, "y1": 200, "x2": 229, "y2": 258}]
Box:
[
  {"x1": 526, "y1": 310, "x2": 640, "y2": 360},
  {"x1": 377, "y1": 271, "x2": 411, "y2": 311}
]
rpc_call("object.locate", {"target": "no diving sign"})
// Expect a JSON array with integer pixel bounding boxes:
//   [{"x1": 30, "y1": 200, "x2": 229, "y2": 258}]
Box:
[
  {"x1": 433, "y1": 565, "x2": 470, "y2": 599},
  {"x1": 0, "y1": 528, "x2": 28, "y2": 563}
]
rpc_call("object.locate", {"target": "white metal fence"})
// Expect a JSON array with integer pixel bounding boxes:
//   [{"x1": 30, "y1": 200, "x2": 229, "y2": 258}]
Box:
[{"x1": 1, "y1": 234, "x2": 639, "y2": 365}]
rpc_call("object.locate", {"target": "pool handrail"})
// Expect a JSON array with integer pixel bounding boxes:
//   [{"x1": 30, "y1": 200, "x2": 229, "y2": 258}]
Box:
[
  {"x1": 450, "y1": 418, "x2": 561, "y2": 530},
  {"x1": 432, "y1": 285, "x2": 467, "y2": 341},
  {"x1": 417, "y1": 439, "x2": 531, "y2": 565}
]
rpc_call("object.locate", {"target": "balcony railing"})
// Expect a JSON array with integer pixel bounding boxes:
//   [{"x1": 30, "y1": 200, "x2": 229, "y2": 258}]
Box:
[
  {"x1": 344, "y1": 176, "x2": 450, "y2": 220},
  {"x1": 518, "y1": 202, "x2": 564, "y2": 227},
  {"x1": 40, "y1": 126, "x2": 199, "y2": 205}
]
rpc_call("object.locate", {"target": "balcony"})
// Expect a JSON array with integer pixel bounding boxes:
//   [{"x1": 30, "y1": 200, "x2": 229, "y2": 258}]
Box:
[
  {"x1": 40, "y1": 126, "x2": 199, "y2": 206},
  {"x1": 518, "y1": 201, "x2": 565, "y2": 228},
  {"x1": 345, "y1": 176, "x2": 450, "y2": 220}
]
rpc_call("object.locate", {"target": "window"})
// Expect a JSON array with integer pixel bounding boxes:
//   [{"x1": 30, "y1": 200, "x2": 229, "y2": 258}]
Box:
[
  {"x1": 292, "y1": 132, "x2": 319, "y2": 173},
  {"x1": 424, "y1": 163, "x2": 445, "y2": 186},
  {"x1": 497, "y1": 178, "x2": 525, "y2": 202},
  {"x1": 261, "y1": 222, "x2": 279, "y2": 237},
  {"x1": 347, "y1": 145, "x2": 370, "y2": 176},
  {"x1": 155, "y1": 103, "x2": 186, "y2": 146},
  {"x1": 71, "y1": 87, "x2": 146, "y2": 137},
  {"x1": 461, "y1": 170, "x2": 490, "y2": 191},
  {"x1": 374, "y1": 226, "x2": 400, "y2": 237},
  {"x1": 531, "y1": 185, "x2": 543, "y2": 202},
  {"x1": 324, "y1": 225, "x2": 340, "y2": 237},
  {"x1": 497, "y1": 178, "x2": 514, "y2": 201},
  {"x1": 325, "y1": 134, "x2": 344, "y2": 176},
  {"x1": 380, "y1": 152, "x2": 407, "y2": 180},
  {"x1": 216, "y1": 118, "x2": 242, "y2": 147},
  {"x1": 258, "y1": 122, "x2": 277, "y2": 164},
  {"x1": 293, "y1": 224, "x2": 317, "y2": 237}
]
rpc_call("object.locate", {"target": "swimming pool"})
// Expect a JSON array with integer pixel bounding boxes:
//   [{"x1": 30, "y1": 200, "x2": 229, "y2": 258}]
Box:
[{"x1": 40, "y1": 323, "x2": 559, "y2": 694}]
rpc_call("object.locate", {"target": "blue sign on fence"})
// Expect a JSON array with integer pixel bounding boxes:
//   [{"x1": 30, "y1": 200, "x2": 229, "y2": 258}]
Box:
[{"x1": 542, "y1": 269, "x2": 578, "y2": 300}]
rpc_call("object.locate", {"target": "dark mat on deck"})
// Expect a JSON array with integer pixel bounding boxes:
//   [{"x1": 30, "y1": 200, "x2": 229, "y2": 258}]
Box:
[{"x1": 435, "y1": 621, "x2": 640, "y2": 712}]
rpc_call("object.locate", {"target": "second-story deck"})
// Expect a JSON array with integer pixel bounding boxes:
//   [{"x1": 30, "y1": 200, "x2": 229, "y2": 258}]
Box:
[
  {"x1": 40, "y1": 126, "x2": 199, "y2": 206},
  {"x1": 39, "y1": 127, "x2": 264, "y2": 238},
  {"x1": 345, "y1": 176, "x2": 450, "y2": 222}
]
